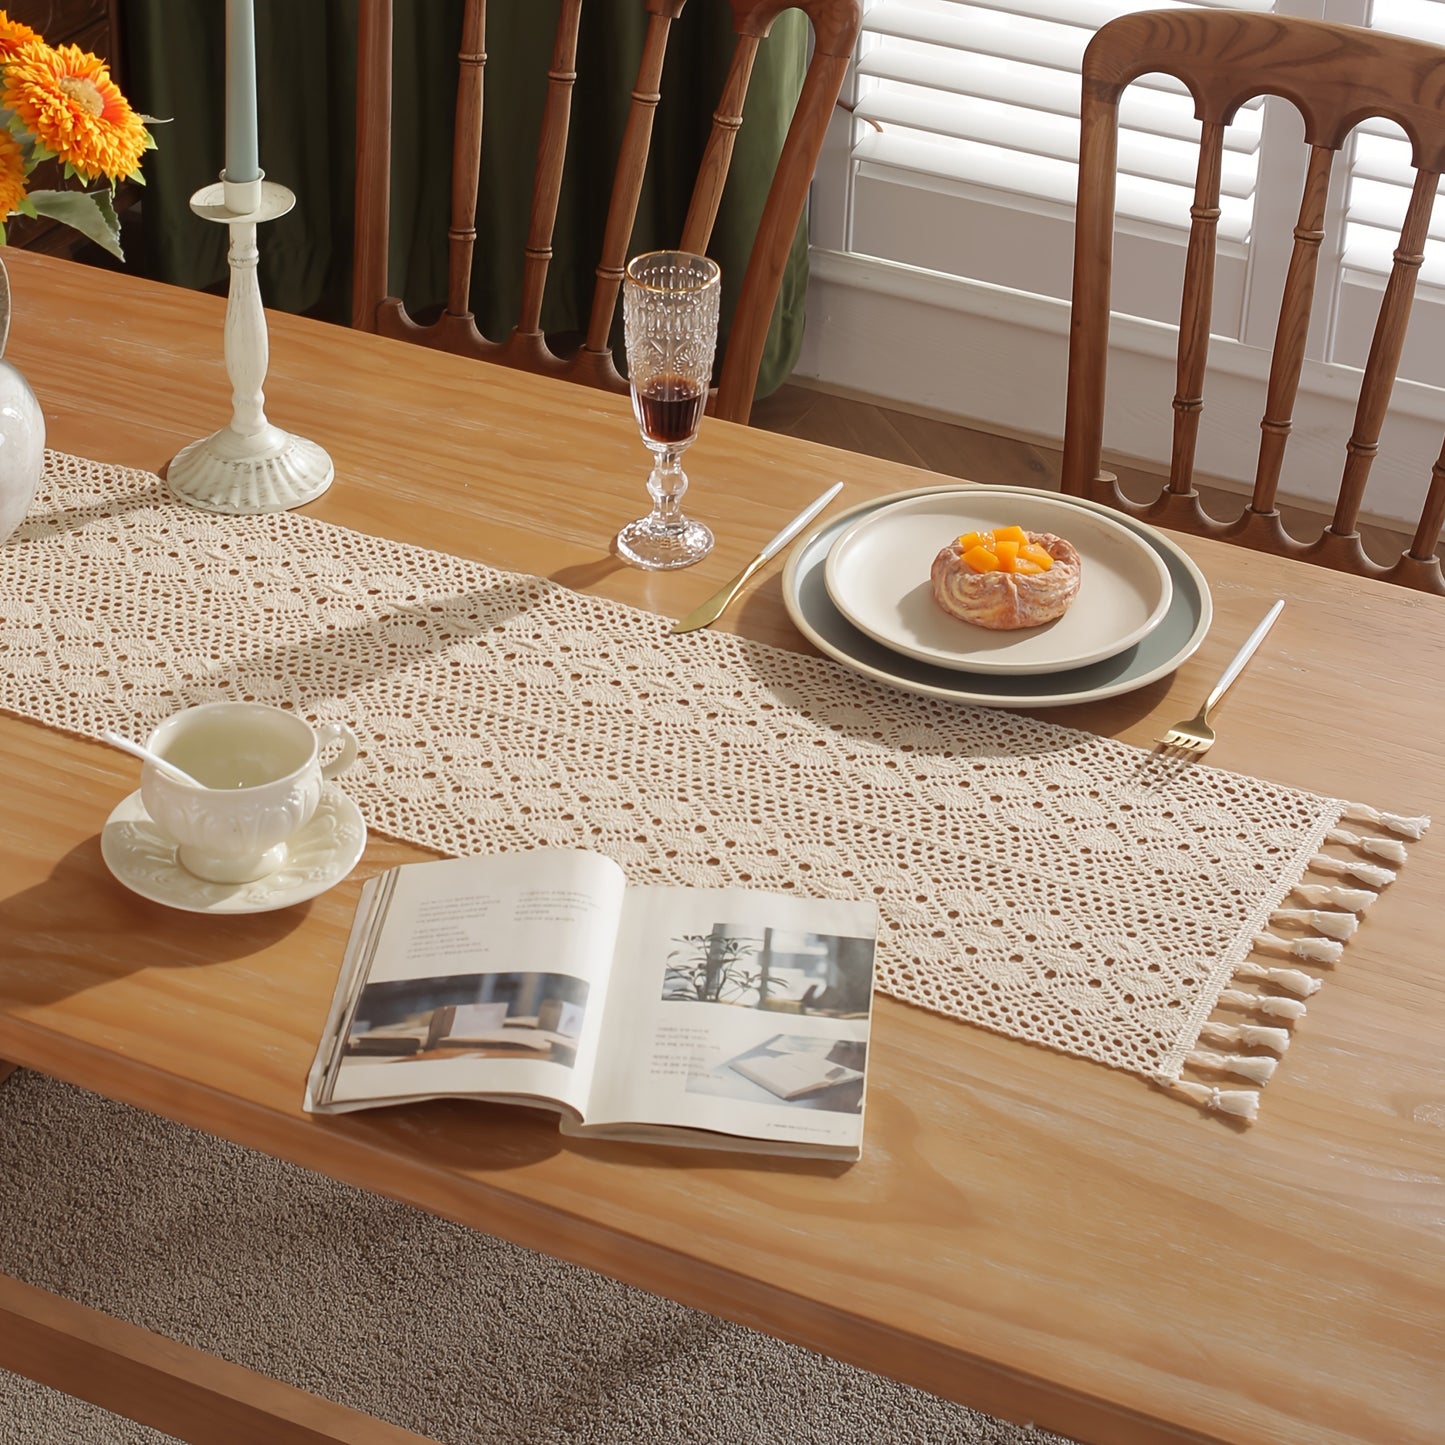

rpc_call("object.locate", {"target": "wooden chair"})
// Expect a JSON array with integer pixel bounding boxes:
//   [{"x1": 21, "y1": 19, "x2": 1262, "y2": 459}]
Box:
[
  {"x1": 352, "y1": 0, "x2": 861, "y2": 426},
  {"x1": 1060, "y1": 9, "x2": 1445, "y2": 592}
]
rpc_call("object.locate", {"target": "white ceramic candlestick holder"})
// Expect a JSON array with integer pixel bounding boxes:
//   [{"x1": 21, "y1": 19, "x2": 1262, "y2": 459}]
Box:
[{"x1": 167, "y1": 172, "x2": 334, "y2": 514}]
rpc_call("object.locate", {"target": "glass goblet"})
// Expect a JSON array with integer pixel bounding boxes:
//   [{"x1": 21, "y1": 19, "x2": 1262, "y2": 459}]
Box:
[{"x1": 616, "y1": 250, "x2": 721, "y2": 570}]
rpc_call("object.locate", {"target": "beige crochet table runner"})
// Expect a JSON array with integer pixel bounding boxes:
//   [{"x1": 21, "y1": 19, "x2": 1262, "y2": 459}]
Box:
[{"x1": 1, "y1": 453, "x2": 1428, "y2": 1119}]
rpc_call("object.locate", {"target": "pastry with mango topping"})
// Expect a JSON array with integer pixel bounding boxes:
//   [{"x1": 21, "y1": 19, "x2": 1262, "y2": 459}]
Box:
[{"x1": 930, "y1": 524, "x2": 1081, "y2": 630}]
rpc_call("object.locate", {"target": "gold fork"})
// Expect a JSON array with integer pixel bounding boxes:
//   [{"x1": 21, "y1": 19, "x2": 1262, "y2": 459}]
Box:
[{"x1": 1157, "y1": 599, "x2": 1284, "y2": 756}]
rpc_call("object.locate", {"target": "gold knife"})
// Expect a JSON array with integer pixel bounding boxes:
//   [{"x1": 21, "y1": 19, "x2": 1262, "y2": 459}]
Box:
[{"x1": 669, "y1": 481, "x2": 844, "y2": 635}]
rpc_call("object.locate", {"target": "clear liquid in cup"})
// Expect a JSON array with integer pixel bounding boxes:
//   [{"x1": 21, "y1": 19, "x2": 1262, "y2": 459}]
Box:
[{"x1": 160, "y1": 713, "x2": 310, "y2": 790}]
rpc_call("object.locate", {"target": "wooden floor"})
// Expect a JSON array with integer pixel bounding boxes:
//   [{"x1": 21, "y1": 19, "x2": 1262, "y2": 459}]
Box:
[
  {"x1": 751, "y1": 383, "x2": 1063, "y2": 493},
  {"x1": 750, "y1": 381, "x2": 1425, "y2": 564}
]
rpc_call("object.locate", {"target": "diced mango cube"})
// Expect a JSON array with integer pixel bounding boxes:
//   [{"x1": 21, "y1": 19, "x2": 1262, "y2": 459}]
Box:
[{"x1": 951, "y1": 523, "x2": 1056, "y2": 580}]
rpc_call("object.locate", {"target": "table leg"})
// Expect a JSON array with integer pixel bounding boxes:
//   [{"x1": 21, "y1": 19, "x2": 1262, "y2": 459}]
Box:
[
  {"x1": 0, "y1": 1272, "x2": 439, "y2": 1445},
  {"x1": 0, "y1": 1062, "x2": 17, "y2": 1087}
]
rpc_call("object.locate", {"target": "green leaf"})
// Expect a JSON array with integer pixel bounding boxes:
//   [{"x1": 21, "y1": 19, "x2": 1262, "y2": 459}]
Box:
[{"x1": 26, "y1": 189, "x2": 123, "y2": 260}]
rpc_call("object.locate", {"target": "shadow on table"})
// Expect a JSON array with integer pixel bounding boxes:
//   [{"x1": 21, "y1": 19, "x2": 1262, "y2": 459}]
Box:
[
  {"x1": 550, "y1": 555, "x2": 629, "y2": 591},
  {"x1": 17, "y1": 468, "x2": 176, "y2": 540},
  {"x1": 91, "y1": 578, "x2": 546, "y2": 734},
  {"x1": 331, "y1": 1094, "x2": 855, "y2": 1176},
  {"x1": 0, "y1": 836, "x2": 309, "y2": 1015}
]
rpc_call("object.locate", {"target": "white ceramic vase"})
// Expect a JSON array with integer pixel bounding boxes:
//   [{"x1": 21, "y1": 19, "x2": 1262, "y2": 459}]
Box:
[{"x1": 0, "y1": 254, "x2": 46, "y2": 547}]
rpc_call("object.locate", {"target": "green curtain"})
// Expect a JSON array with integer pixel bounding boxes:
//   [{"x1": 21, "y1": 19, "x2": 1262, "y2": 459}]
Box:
[{"x1": 118, "y1": 0, "x2": 810, "y2": 397}]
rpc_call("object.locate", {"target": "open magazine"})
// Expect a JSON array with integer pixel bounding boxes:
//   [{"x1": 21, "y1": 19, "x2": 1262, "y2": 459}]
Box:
[{"x1": 304, "y1": 850, "x2": 878, "y2": 1160}]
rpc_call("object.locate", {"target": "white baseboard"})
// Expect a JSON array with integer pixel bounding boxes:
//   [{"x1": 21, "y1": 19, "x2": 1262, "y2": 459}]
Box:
[{"x1": 795, "y1": 249, "x2": 1445, "y2": 527}]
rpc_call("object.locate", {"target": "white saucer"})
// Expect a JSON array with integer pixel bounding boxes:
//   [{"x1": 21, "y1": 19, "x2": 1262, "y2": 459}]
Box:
[{"x1": 101, "y1": 786, "x2": 367, "y2": 914}]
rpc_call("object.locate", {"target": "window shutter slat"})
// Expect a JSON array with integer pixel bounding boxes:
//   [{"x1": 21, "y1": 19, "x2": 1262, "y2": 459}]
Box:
[
  {"x1": 867, "y1": 4, "x2": 1113, "y2": 76},
  {"x1": 854, "y1": 49, "x2": 1261, "y2": 147},
  {"x1": 853, "y1": 88, "x2": 1257, "y2": 195},
  {"x1": 862, "y1": 4, "x2": 1256, "y2": 101},
  {"x1": 1367, "y1": 0, "x2": 1445, "y2": 44},
  {"x1": 950, "y1": 0, "x2": 1273, "y2": 23},
  {"x1": 855, "y1": 129, "x2": 1253, "y2": 244},
  {"x1": 853, "y1": 0, "x2": 1266, "y2": 241},
  {"x1": 1342, "y1": 228, "x2": 1445, "y2": 287},
  {"x1": 1341, "y1": 7, "x2": 1445, "y2": 285},
  {"x1": 1345, "y1": 179, "x2": 1445, "y2": 241}
]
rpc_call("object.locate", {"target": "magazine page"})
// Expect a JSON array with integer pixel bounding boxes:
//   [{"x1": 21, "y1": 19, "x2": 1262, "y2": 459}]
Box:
[
  {"x1": 574, "y1": 886, "x2": 877, "y2": 1155},
  {"x1": 306, "y1": 850, "x2": 628, "y2": 1116}
]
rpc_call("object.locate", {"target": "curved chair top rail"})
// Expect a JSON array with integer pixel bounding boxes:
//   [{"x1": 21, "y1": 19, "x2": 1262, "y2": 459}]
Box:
[
  {"x1": 1062, "y1": 9, "x2": 1445, "y2": 592},
  {"x1": 1083, "y1": 8, "x2": 1445, "y2": 165}
]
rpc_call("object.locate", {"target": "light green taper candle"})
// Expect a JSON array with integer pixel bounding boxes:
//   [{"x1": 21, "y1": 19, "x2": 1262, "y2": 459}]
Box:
[{"x1": 224, "y1": 0, "x2": 260, "y2": 184}]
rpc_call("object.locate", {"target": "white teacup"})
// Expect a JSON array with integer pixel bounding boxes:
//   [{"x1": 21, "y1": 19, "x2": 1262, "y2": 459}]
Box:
[{"x1": 141, "y1": 702, "x2": 360, "y2": 884}]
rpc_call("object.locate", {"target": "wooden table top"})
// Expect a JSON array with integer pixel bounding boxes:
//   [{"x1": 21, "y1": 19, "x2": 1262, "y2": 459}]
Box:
[{"x1": 1, "y1": 250, "x2": 1441, "y2": 1445}]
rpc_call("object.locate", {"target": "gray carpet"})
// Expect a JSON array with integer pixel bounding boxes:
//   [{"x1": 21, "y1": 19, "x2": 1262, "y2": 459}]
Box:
[{"x1": 0, "y1": 1069, "x2": 1073, "y2": 1444}]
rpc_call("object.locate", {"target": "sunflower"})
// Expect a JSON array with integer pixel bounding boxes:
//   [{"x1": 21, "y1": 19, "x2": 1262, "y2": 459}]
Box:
[
  {"x1": 2, "y1": 41, "x2": 149, "y2": 185},
  {"x1": 0, "y1": 126, "x2": 25, "y2": 218},
  {"x1": 0, "y1": 12, "x2": 42, "y2": 61}
]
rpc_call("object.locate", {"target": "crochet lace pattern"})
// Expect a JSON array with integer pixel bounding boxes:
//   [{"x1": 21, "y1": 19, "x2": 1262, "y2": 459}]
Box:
[{"x1": 1, "y1": 453, "x2": 1426, "y2": 1119}]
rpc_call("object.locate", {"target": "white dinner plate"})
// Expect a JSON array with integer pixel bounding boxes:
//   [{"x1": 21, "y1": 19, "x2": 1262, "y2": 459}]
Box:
[
  {"x1": 823, "y1": 489, "x2": 1173, "y2": 674},
  {"x1": 783, "y1": 485, "x2": 1212, "y2": 710}
]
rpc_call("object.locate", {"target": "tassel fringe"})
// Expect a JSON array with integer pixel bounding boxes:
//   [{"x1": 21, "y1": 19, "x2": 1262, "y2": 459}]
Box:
[
  {"x1": 1251, "y1": 934, "x2": 1341, "y2": 969},
  {"x1": 1325, "y1": 827, "x2": 1408, "y2": 864},
  {"x1": 1201, "y1": 1021, "x2": 1291, "y2": 1053},
  {"x1": 1171, "y1": 801, "x2": 1423, "y2": 1123},
  {"x1": 1341, "y1": 803, "x2": 1430, "y2": 839},
  {"x1": 1269, "y1": 907, "x2": 1358, "y2": 940},
  {"x1": 1291, "y1": 883, "x2": 1376, "y2": 912},
  {"x1": 1164, "y1": 1079, "x2": 1260, "y2": 1121},
  {"x1": 1237, "y1": 956, "x2": 1324, "y2": 994},
  {"x1": 1310, "y1": 853, "x2": 1396, "y2": 888},
  {"x1": 1187, "y1": 1047, "x2": 1278, "y2": 1084},
  {"x1": 1220, "y1": 987, "x2": 1308, "y2": 1020}
]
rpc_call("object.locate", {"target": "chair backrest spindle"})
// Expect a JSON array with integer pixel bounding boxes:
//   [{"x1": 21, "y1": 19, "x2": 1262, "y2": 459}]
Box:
[
  {"x1": 1334, "y1": 168, "x2": 1438, "y2": 539},
  {"x1": 513, "y1": 0, "x2": 584, "y2": 350},
  {"x1": 1414, "y1": 447, "x2": 1445, "y2": 559},
  {"x1": 1061, "y1": 68, "x2": 1119, "y2": 511},
  {"x1": 717, "y1": 36, "x2": 853, "y2": 418},
  {"x1": 579, "y1": 4, "x2": 686, "y2": 381},
  {"x1": 1252, "y1": 145, "x2": 1334, "y2": 518},
  {"x1": 445, "y1": 1, "x2": 487, "y2": 324},
  {"x1": 353, "y1": 0, "x2": 862, "y2": 426},
  {"x1": 681, "y1": 38, "x2": 761, "y2": 256},
  {"x1": 1061, "y1": 8, "x2": 1445, "y2": 592},
  {"x1": 1169, "y1": 120, "x2": 1226, "y2": 499},
  {"x1": 352, "y1": 0, "x2": 393, "y2": 333}
]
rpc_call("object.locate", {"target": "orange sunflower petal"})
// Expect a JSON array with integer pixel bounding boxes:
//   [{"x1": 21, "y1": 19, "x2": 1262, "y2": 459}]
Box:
[
  {"x1": 0, "y1": 126, "x2": 25, "y2": 217},
  {"x1": 0, "y1": 13, "x2": 43, "y2": 61},
  {"x1": 2, "y1": 41, "x2": 149, "y2": 184}
]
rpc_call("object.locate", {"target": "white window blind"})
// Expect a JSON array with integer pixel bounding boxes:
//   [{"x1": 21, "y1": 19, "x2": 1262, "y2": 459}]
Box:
[
  {"x1": 853, "y1": 0, "x2": 1274, "y2": 243},
  {"x1": 1341, "y1": 0, "x2": 1445, "y2": 286},
  {"x1": 799, "y1": 0, "x2": 1445, "y2": 493}
]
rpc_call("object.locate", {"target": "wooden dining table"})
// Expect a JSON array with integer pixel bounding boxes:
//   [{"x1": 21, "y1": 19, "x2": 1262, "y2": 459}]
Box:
[{"x1": 0, "y1": 248, "x2": 1441, "y2": 1445}]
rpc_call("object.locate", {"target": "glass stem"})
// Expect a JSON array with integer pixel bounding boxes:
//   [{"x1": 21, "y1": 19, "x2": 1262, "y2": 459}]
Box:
[{"x1": 648, "y1": 446, "x2": 689, "y2": 524}]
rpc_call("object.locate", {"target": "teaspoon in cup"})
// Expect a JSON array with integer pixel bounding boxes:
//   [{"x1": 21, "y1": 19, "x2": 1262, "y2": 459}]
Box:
[{"x1": 100, "y1": 729, "x2": 206, "y2": 788}]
